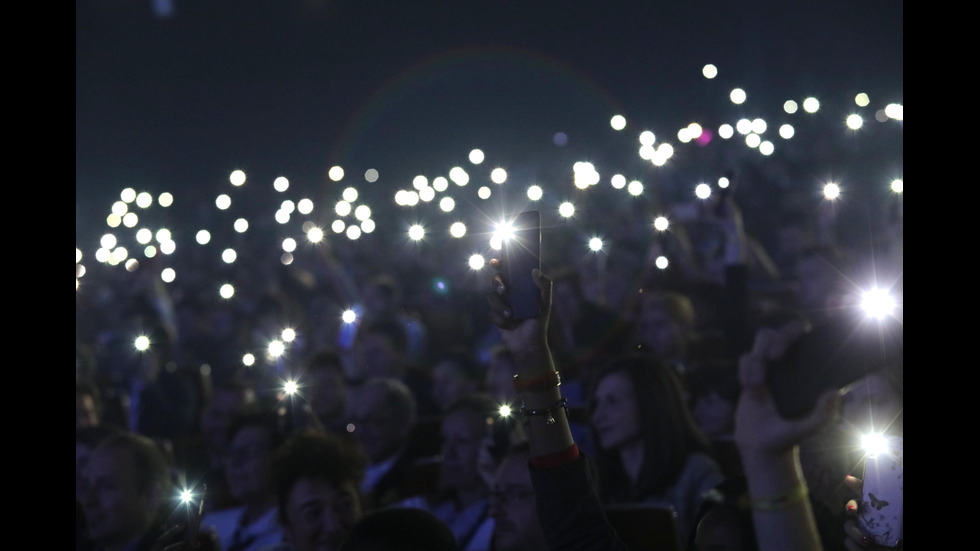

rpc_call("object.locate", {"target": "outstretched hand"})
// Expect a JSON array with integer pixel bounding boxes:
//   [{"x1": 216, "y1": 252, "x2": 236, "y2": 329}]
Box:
[{"x1": 734, "y1": 321, "x2": 843, "y2": 461}]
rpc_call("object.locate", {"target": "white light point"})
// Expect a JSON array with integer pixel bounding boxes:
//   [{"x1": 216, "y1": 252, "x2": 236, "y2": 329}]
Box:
[
  {"x1": 730, "y1": 88, "x2": 747, "y2": 104},
  {"x1": 655, "y1": 256, "x2": 669, "y2": 270},
  {"x1": 803, "y1": 97, "x2": 820, "y2": 113},
  {"x1": 610, "y1": 115, "x2": 627, "y2": 130},
  {"x1": 274, "y1": 177, "x2": 289, "y2": 192},
  {"x1": 408, "y1": 224, "x2": 425, "y2": 241},
  {"x1": 469, "y1": 149, "x2": 485, "y2": 164},
  {"x1": 450, "y1": 222, "x2": 466, "y2": 238},
  {"x1": 558, "y1": 202, "x2": 575, "y2": 218},
  {"x1": 653, "y1": 216, "x2": 669, "y2": 231},
  {"x1": 490, "y1": 168, "x2": 507, "y2": 184},
  {"x1": 328, "y1": 166, "x2": 345, "y2": 182},
  {"x1": 468, "y1": 254, "x2": 486, "y2": 270},
  {"x1": 307, "y1": 227, "x2": 324, "y2": 242},
  {"x1": 219, "y1": 283, "x2": 235, "y2": 299},
  {"x1": 823, "y1": 183, "x2": 841, "y2": 200},
  {"x1": 527, "y1": 185, "x2": 543, "y2": 200},
  {"x1": 588, "y1": 238, "x2": 603, "y2": 252},
  {"x1": 230, "y1": 170, "x2": 246, "y2": 186},
  {"x1": 342, "y1": 309, "x2": 357, "y2": 324},
  {"x1": 695, "y1": 183, "x2": 712, "y2": 199}
]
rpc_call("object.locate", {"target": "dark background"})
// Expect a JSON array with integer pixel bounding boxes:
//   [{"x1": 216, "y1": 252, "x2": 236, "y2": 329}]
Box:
[{"x1": 76, "y1": 0, "x2": 903, "y2": 253}]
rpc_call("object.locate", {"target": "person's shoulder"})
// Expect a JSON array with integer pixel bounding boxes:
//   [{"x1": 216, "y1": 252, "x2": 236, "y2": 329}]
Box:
[{"x1": 200, "y1": 504, "x2": 245, "y2": 527}]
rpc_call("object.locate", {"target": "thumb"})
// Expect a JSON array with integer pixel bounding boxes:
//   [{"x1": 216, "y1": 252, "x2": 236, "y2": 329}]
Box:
[{"x1": 798, "y1": 389, "x2": 843, "y2": 436}]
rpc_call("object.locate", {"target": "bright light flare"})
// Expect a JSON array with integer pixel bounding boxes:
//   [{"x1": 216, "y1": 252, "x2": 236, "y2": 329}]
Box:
[
  {"x1": 307, "y1": 227, "x2": 324, "y2": 242},
  {"x1": 558, "y1": 202, "x2": 575, "y2": 218},
  {"x1": 283, "y1": 380, "x2": 299, "y2": 395},
  {"x1": 234, "y1": 218, "x2": 249, "y2": 233},
  {"x1": 527, "y1": 185, "x2": 543, "y2": 200},
  {"x1": 490, "y1": 168, "x2": 508, "y2": 184},
  {"x1": 702, "y1": 64, "x2": 718, "y2": 79},
  {"x1": 823, "y1": 183, "x2": 841, "y2": 200},
  {"x1": 846, "y1": 114, "x2": 864, "y2": 129},
  {"x1": 343, "y1": 187, "x2": 358, "y2": 202},
  {"x1": 468, "y1": 254, "x2": 486, "y2": 270},
  {"x1": 136, "y1": 192, "x2": 153, "y2": 208},
  {"x1": 408, "y1": 224, "x2": 425, "y2": 241},
  {"x1": 655, "y1": 256, "x2": 669, "y2": 270},
  {"x1": 469, "y1": 149, "x2": 485, "y2": 164},
  {"x1": 803, "y1": 97, "x2": 820, "y2": 113},
  {"x1": 268, "y1": 340, "x2": 285, "y2": 358},
  {"x1": 243, "y1": 353, "x2": 255, "y2": 366},
  {"x1": 342, "y1": 309, "x2": 357, "y2": 324},
  {"x1": 610, "y1": 115, "x2": 626, "y2": 130},
  {"x1": 450, "y1": 222, "x2": 467, "y2": 238},
  {"x1": 219, "y1": 283, "x2": 234, "y2": 299},
  {"x1": 222, "y1": 249, "x2": 237, "y2": 263},
  {"x1": 730, "y1": 88, "x2": 747, "y2": 104},
  {"x1": 274, "y1": 177, "x2": 290, "y2": 192},
  {"x1": 695, "y1": 183, "x2": 712, "y2": 199},
  {"x1": 328, "y1": 166, "x2": 345, "y2": 181},
  {"x1": 891, "y1": 179, "x2": 903, "y2": 193},
  {"x1": 653, "y1": 216, "x2": 669, "y2": 231},
  {"x1": 588, "y1": 237, "x2": 603, "y2": 252},
  {"x1": 861, "y1": 432, "x2": 890, "y2": 457},
  {"x1": 134, "y1": 335, "x2": 150, "y2": 351},
  {"x1": 861, "y1": 288, "x2": 896, "y2": 319},
  {"x1": 282, "y1": 328, "x2": 296, "y2": 342},
  {"x1": 216, "y1": 194, "x2": 231, "y2": 210},
  {"x1": 498, "y1": 404, "x2": 512, "y2": 417}
]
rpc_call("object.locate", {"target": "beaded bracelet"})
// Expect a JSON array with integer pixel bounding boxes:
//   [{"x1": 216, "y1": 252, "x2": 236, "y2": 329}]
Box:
[
  {"x1": 747, "y1": 481, "x2": 809, "y2": 512},
  {"x1": 513, "y1": 371, "x2": 561, "y2": 393},
  {"x1": 520, "y1": 397, "x2": 568, "y2": 425}
]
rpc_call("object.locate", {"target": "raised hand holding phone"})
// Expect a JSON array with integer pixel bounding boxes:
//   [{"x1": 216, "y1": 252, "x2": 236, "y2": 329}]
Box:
[{"x1": 500, "y1": 210, "x2": 542, "y2": 322}]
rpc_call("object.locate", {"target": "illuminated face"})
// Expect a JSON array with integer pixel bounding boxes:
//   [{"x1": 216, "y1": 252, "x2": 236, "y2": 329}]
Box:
[
  {"x1": 283, "y1": 477, "x2": 361, "y2": 551},
  {"x1": 80, "y1": 446, "x2": 160, "y2": 548},
  {"x1": 489, "y1": 454, "x2": 546, "y2": 551},
  {"x1": 438, "y1": 409, "x2": 487, "y2": 493},
  {"x1": 224, "y1": 426, "x2": 276, "y2": 501},
  {"x1": 591, "y1": 372, "x2": 642, "y2": 450}
]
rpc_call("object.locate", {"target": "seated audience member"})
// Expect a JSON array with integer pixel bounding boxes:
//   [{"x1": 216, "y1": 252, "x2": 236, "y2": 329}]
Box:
[
  {"x1": 299, "y1": 349, "x2": 351, "y2": 437},
  {"x1": 589, "y1": 352, "x2": 724, "y2": 544},
  {"x1": 77, "y1": 425, "x2": 124, "y2": 551},
  {"x1": 348, "y1": 377, "x2": 433, "y2": 510},
  {"x1": 487, "y1": 442, "x2": 549, "y2": 551},
  {"x1": 200, "y1": 406, "x2": 286, "y2": 551},
  {"x1": 78, "y1": 430, "x2": 177, "y2": 551},
  {"x1": 400, "y1": 393, "x2": 498, "y2": 551},
  {"x1": 686, "y1": 361, "x2": 743, "y2": 478},
  {"x1": 266, "y1": 430, "x2": 368, "y2": 551},
  {"x1": 337, "y1": 507, "x2": 457, "y2": 551},
  {"x1": 430, "y1": 347, "x2": 486, "y2": 412}
]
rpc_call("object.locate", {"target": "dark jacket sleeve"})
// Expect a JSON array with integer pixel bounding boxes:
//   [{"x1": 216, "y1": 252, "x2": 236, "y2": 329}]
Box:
[{"x1": 529, "y1": 454, "x2": 630, "y2": 551}]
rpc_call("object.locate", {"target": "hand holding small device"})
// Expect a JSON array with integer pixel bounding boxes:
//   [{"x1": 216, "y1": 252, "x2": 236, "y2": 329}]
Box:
[
  {"x1": 500, "y1": 210, "x2": 542, "y2": 322},
  {"x1": 857, "y1": 435, "x2": 904, "y2": 548},
  {"x1": 161, "y1": 485, "x2": 207, "y2": 550}
]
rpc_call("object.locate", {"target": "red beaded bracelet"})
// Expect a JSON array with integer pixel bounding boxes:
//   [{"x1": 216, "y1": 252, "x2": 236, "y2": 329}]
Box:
[{"x1": 513, "y1": 371, "x2": 561, "y2": 393}]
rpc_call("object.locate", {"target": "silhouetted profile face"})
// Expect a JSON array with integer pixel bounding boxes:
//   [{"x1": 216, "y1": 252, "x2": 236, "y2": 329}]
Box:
[
  {"x1": 489, "y1": 452, "x2": 546, "y2": 551},
  {"x1": 283, "y1": 477, "x2": 361, "y2": 551},
  {"x1": 693, "y1": 391, "x2": 736, "y2": 440},
  {"x1": 591, "y1": 371, "x2": 641, "y2": 451}
]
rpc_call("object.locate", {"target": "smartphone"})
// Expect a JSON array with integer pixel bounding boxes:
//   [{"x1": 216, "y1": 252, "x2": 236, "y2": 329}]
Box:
[
  {"x1": 859, "y1": 435, "x2": 903, "y2": 548},
  {"x1": 766, "y1": 319, "x2": 902, "y2": 420},
  {"x1": 166, "y1": 486, "x2": 206, "y2": 546},
  {"x1": 501, "y1": 210, "x2": 542, "y2": 321}
]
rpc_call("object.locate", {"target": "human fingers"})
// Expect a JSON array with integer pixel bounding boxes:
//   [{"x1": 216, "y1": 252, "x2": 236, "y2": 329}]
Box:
[
  {"x1": 531, "y1": 268, "x2": 552, "y2": 321},
  {"x1": 793, "y1": 388, "x2": 843, "y2": 439},
  {"x1": 738, "y1": 328, "x2": 777, "y2": 389},
  {"x1": 843, "y1": 475, "x2": 864, "y2": 497},
  {"x1": 843, "y1": 517, "x2": 872, "y2": 550}
]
